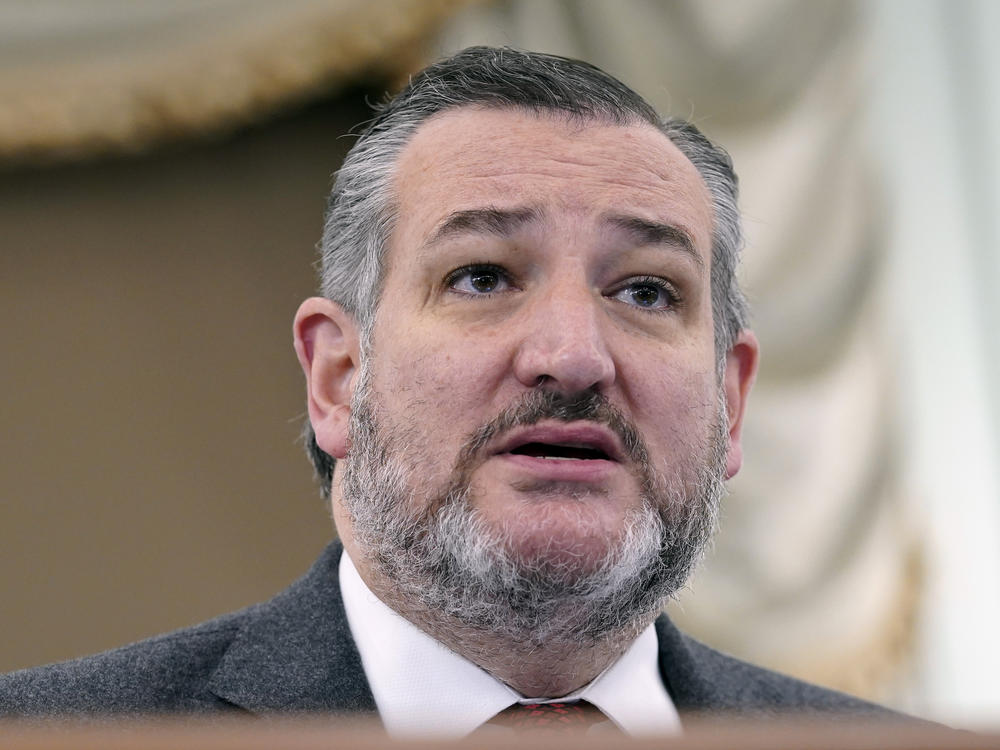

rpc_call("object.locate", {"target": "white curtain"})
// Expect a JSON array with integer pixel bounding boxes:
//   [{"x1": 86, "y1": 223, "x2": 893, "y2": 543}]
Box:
[{"x1": 867, "y1": 0, "x2": 1000, "y2": 727}]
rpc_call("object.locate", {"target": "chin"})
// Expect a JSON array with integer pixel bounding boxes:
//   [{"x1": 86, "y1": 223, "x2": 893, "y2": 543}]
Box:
[{"x1": 491, "y1": 501, "x2": 631, "y2": 581}]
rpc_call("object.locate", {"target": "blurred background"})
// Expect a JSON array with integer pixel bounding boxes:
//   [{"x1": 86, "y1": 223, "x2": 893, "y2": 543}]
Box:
[{"x1": 1, "y1": 0, "x2": 997, "y2": 729}]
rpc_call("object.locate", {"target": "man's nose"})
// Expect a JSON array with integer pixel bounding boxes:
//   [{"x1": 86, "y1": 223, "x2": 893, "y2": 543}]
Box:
[{"x1": 512, "y1": 283, "x2": 616, "y2": 393}]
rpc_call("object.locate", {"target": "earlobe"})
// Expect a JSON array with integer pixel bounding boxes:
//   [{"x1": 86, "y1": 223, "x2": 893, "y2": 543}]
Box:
[
  {"x1": 293, "y1": 297, "x2": 361, "y2": 460},
  {"x1": 722, "y1": 329, "x2": 759, "y2": 480}
]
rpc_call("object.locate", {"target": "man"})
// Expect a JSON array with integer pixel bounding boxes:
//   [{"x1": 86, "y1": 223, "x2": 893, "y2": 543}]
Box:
[{"x1": 0, "y1": 47, "x2": 891, "y2": 735}]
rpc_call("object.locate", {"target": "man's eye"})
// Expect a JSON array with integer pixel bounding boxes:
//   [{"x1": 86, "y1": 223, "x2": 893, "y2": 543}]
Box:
[
  {"x1": 611, "y1": 278, "x2": 677, "y2": 310},
  {"x1": 447, "y1": 265, "x2": 511, "y2": 295}
]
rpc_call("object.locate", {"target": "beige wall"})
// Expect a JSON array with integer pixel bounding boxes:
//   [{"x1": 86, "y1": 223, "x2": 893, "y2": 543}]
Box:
[{"x1": 0, "y1": 94, "x2": 373, "y2": 672}]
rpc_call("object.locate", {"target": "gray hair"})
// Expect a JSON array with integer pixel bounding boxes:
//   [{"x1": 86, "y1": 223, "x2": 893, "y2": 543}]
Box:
[{"x1": 306, "y1": 46, "x2": 748, "y2": 496}]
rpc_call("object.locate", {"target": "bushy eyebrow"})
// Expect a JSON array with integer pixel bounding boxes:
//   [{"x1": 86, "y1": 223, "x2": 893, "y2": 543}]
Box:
[
  {"x1": 422, "y1": 207, "x2": 705, "y2": 271},
  {"x1": 602, "y1": 214, "x2": 704, "y2": 269},
  {"x1": 425, "y1": 207, "x2": 540, "y2": 245}
]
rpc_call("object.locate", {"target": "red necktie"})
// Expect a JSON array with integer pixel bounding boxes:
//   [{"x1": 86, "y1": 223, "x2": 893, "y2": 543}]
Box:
[{"x1": 486, "y1": 700, "x2": 618, "y2": 733}]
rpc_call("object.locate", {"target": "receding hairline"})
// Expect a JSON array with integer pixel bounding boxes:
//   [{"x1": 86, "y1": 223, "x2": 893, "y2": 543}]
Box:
[{"x1": 393, "y1": 100, "x2": 682, "y2": 155}]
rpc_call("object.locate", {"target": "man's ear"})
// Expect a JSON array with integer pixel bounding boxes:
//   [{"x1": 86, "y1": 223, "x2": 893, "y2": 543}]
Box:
[
  {"x1": 722, "y1": 329, "x2": 759, "y2": 480},
  {"x1": 293, "y1": 297, "x2": 361, "y2": 460}
]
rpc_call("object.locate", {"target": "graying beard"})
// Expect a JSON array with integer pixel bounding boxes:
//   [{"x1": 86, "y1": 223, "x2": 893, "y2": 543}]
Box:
[{"x1": 341, "y1": 366, "x2": 726, "y2": 646}]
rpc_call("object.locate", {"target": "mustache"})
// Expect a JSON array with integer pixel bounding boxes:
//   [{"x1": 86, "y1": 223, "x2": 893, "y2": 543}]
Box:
[{"x1": 456, "y1": 389, "x2": 649, "y2": 468}]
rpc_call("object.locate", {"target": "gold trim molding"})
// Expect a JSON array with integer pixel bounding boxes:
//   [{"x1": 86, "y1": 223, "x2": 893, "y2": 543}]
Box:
[{"x1": 0, "y1": 0, "x2": 476, "y2": 163}]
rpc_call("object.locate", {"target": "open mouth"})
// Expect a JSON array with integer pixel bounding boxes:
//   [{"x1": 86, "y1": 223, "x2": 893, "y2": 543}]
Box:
[
  {"x1": 493, "y1": 423, "x2": 623, "y2": 469},
  {"x1": 507, "y1": 442, "x2": 612, "y2": 461}
]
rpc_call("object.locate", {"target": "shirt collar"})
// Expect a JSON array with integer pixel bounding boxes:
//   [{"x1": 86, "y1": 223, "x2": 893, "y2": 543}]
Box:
[{"x1": 339, "y1": 549, "x2": 681, "y2": 738}]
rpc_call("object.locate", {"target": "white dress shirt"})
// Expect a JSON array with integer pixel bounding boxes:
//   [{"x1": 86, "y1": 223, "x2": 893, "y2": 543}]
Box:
[{"x1": 339, "y1": 550, "x2": 682, "y2": 738}]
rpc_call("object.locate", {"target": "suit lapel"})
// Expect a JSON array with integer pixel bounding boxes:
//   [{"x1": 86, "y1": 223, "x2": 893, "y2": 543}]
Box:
[
  {"x1": 206, "y1": 549, "x2": 731, "y2": 717},
  {"x1": 207, "y1": 541, "x2": 378, "y2": 716},
  {"x1": 655, "y1": 612, "x2": 725, "y2": 714}
]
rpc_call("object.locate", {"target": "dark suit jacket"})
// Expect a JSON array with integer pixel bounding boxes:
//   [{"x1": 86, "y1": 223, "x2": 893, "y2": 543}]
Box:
[{"x1": 0, "y1": 542, "x2": 891, "y2": 721}]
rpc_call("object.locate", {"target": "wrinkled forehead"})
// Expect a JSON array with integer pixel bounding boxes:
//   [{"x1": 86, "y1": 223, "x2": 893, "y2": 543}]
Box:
[{"x1": 388, "y1": 106, "x2": 715, "y2": 258}]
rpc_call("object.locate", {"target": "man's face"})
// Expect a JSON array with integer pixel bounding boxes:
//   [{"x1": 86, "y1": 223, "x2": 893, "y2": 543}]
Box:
[{"x1": 356, "y1": 108, "x2": 723, "y2": 573}]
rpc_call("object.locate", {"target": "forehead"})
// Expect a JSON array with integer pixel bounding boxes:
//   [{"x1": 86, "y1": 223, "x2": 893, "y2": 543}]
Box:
[{"x1": 390, "y1": 106, "x2": 715, "y2": 258}]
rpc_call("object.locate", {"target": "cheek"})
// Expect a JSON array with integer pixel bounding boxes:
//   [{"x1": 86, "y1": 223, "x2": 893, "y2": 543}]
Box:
[
  {"x1": 378, "y1": 338, "x2": 492, "y2": 397},
  {"x1": 625, "y1": 360, "x2": 719, "y2": 460},
  {"x1": 370, "y1": 328, "x2": 509, "y2": 442}
]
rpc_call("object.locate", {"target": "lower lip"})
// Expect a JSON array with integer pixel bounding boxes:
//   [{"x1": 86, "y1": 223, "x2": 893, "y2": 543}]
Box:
[{"x1": 496, "y1": 453, "x2": 619, "y2": 482}]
